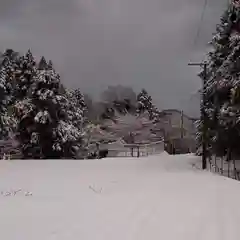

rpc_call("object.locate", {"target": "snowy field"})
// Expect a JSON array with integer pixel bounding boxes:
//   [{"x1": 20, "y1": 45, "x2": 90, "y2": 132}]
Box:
[{"x1": 1, "y1": 153, "x2": 240, "y2": 240}]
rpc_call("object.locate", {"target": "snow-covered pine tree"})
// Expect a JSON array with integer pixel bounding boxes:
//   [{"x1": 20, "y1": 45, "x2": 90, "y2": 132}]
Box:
[
  {"x1": 38, "y1": 56, "x2": 48, "y2": 70},
  {"x1": 136, "y1": 89, "x2": 160, "y2": 122},
  {"x1": 149, "y1": 104, "x2": 161, "y2": 123},
  {"x1": 137, "y1": 89, "x2": 152, "y2": 114},
  {"x1": 0, "y1": 57, "x2": 15, "y2": 139},
  {"x1": 64, "y1": 88, "x2": 87, "y2": 128},
  {"x1": 198, "y1": 1, "x2": 240, "y2": 156},
  {"x1": 64, "y1": 89, "x2": 92, "y2": 157},
  {"x1": 10, "y1": 49, "x2": 37, "y2": 102},
  {"x1": 14, "y1": 55, "x2": 85, "y2": 159},
  {"x1": 1, "y1": 50, "x2": 19, "y2": 103},
  {"x1": 2, "y1": 49, "x2": 19, "y2": 59}
]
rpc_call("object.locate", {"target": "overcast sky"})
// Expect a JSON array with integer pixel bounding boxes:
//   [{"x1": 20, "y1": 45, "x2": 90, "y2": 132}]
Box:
[{"x1": 0, "y1": 0, "x2": 227, "y2": 116}]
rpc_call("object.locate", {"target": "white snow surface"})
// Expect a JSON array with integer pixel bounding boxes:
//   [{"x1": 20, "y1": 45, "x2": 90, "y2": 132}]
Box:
[{"x1": 1, "y1": 153, "x2": 240, "y2": 240}]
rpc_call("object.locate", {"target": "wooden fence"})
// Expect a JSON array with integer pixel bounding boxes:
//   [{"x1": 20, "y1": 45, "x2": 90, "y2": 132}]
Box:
[
  {"x1": 207, "y1": 156, "x2": 240, "y2": 181},
  {"x1": 106, "y1": 141, "x2": 164, "y2": 158},
  {"x1": 1, "y1": 141, "x2": 165, "y2": 160}
]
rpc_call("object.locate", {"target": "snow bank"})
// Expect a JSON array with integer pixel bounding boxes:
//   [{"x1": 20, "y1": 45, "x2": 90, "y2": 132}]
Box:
[{"x1": 0, "y1": 153, "x2": 240, "y2": 240}]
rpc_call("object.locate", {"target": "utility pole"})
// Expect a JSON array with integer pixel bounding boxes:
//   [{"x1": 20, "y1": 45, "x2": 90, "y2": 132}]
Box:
[
  {"x1": 180, "y1": 110, "x2": 184, "y2": 139},
  {"x1": 188, "y1": 61, "x2": 207, "y2": 170}
]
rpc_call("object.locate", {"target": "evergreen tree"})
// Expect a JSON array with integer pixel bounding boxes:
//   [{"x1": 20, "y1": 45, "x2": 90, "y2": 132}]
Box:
[
  {"x1": 13, "y1": 54, "x2": 85, "y2": 159},
  {"x1": 150, "y1": 105, "x2": 161, "y2": 123},
  {"x1": 2, "y1": 49, "x2": 19, "y2": 62},
  {"x1": 0, "y1": 58, "x2": 15, "y2": 139},
  {"x1": 9, "y1": 50, "x2": 37, "y2": 102},
  {"x1": 136, "y1": 89, "x2": 160, "y2": 122},
  {"x1": 198, "y1": 1, "x2": 240, "y2": 156},
  {"x1": 64, "y1": 88, "x2": 87, "y2": 128},
  {"x1": 38, "y1": 56, "x2": 48, "y2": 70},
  {"x1": 137, "y1": 89, "x2": 152, "y2": 113}
]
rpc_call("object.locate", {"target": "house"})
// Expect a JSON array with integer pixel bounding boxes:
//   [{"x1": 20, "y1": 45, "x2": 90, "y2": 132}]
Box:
[
  {"x1": 159, "y1": 109, "x2": 197, "y2": 138},
  {"x1": 157, "y1": 109, "x2": 198, "y2": 153}
]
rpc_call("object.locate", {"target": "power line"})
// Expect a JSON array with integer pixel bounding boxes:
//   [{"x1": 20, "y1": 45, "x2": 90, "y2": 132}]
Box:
[
  {"x1": 188, "y1": 62, "x2": 208, "y2": 170},
  {"x1": 193, "y1": 0, "x2": 208, "y2": 48},
  {"x1": 188, "y1": 0, "x2": 209, "y2": 106}
]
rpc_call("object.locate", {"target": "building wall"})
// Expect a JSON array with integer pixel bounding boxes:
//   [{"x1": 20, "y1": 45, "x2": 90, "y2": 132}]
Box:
[
  {"x1": 160, "y1": 109, "x2": 196, "y2": 138},
  {"x1": 159, "y1": 109, "x2": 197, "y2": 153}
]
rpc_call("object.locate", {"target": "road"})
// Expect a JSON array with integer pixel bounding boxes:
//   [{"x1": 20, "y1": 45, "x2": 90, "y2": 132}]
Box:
[{"x1": 0, "y1": 154, "x2": 240, "y2": 240}]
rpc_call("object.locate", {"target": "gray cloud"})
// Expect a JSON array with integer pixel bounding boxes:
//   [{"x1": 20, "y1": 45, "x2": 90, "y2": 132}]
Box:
[{"x1": 0, "y1": 0, "x2": 227, "y2": 116}]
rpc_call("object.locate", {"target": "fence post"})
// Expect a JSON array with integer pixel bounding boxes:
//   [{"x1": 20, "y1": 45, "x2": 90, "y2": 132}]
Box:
[
  {"x1": 214, "y1": 155, "x2": 217, "y2": 172},
  {"x1": 233, "y1": 158, "x2": 237, "y2": 179},
  {"x1": 221, "y1": 157, "x2": 223, "y2": 175},
  {"x1": 228, "y1": 160, "x2": 230, "y2": 177},
  {"x1": 209, "y1": 156, "x2": 211, "y2": 171},
  {"x1": 226, "y1": 148, "x2": 230, "y2": 177}
]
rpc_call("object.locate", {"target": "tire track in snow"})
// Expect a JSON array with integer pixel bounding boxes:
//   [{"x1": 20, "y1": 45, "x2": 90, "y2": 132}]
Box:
[
  {"x1": 130, "y1": 203, "x2": 157, "y2": 239},
  {"x1": 116, "y1": 192, "x2": 157, "y2": 240},
  {"x1": 52, "y1": 192, "x2": 153, "y2": 240},
  {"x1": 124, "y1": 191, "x2": 210, "y2": 240},
  {"x1": 128, "y1": 198, "x2": 210, "y2": 240},
  {"x1": 122, "y1": 180, "x2": 219, "y2": 240},
  {"x1": 193, "y1": 180, "x2": 236, "y2": 240},
  {"x1": 214, "y1": 185, "x2": 225, "y2": 240},
  {"x1": 221, "y1": 186, "x2": 240, "y2": 240},
  {"x1": 181, "y1": 196, "x2": 211, "y2": 240},
  {"x1": 195, "y1": 182, "x2": 227, "y2": 240},
  {"x1": 178, "y1": 182, "x2": 223, "y2": 240}
]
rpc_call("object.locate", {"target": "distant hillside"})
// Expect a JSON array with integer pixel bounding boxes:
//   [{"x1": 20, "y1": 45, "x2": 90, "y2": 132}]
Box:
[{"x1": 183, "y1": 91, "x2": 201, "y2": 118}]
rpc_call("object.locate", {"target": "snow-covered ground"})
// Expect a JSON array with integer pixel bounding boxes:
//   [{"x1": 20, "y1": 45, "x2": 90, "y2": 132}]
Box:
[{"x1": 1, "y1": 153, "x2": 240, "y2": 240}]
